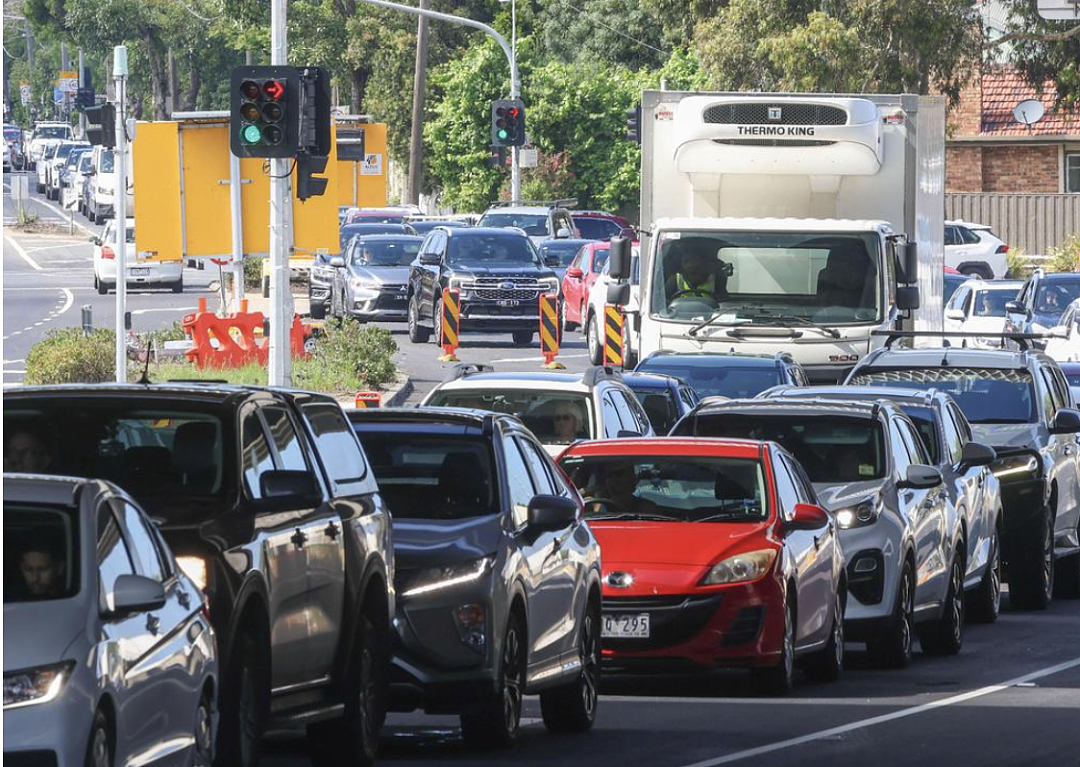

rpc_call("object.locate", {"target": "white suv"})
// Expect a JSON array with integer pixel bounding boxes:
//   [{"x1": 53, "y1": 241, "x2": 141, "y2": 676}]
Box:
[
  {"x1": 92, "y1": 218, "x2": 183, "y2": 294},
  {"x1": 477, "y1": 203, "x2": 580, "y2": 247},
  {"x1": 944, "y1": 220, "x2": 1008, "y2": 280},
  {"x1": 585, "y1": 246, "x2": 640, "y2": 366},
  {"x1": 25, "y1": 122, "x2": 73, "y2": 170},
  {"x1": 422, "y1": 365, "x2": 655, "y2": 456}
]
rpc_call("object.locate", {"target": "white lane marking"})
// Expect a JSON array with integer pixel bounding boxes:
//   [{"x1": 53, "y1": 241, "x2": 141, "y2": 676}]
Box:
[
  {"x1": 3, "y1": 359, "x2": 26, "y2": 364},
  {"x1": 25, "y1": 244, "x2": 89, "y2": 254},
  {"x1": 675, "y1": 655, "x2": 1080, "y2": 767},
  {"x1": 2, "y1": 286, "x2": 93, "y2": 291},
  {"x1": 4, "y1": 234, "x2": 44, "y2": 271},
  {"x1": 130, "y1": 307, "x2": 194, "y2": 315},
  {"x1": 23, "y1": 195, "x2": 95, "y2": 234},
  {"x1": 490, "y1": 352, "x2": 590, "y2": 363},
  {"x1": 57, "y1": 288, "x2": 74, "y2": 317},
  {"x1": 3, "y1": 370, "x2": 26, "y2": 375}
]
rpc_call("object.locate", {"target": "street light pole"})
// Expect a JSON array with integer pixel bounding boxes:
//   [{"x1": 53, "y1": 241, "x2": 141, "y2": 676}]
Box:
[
  {"x1": 356, "y1": 0, "x2": 520, "y2": 201},
  {"x1": 113, "y1": 45, "x2": 129, "y2": 383}
]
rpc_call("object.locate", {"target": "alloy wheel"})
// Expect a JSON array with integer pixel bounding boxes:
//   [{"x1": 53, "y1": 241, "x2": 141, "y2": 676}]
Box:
[
  {"x1": 88, "y1": 723, "x2": 110, "y2": 767},
  {"x1": 1043, "y1": 517, "x2": 1055, "y2": 601},
  {"x1": 502, "y1": 622, "x2": 524, "y2": 734},
  {"x1": 899, "y1": 568, "x2": 913, "y2": 658},
  {"x1": 949, "y1": 560, "x2": 964, "y2": 647},
  {"x1": 832, "y1": 592, "x2": 845, "y2": 670},
  {"x1": 580, "y1": 610, "x2": 599, "y2": 719}
]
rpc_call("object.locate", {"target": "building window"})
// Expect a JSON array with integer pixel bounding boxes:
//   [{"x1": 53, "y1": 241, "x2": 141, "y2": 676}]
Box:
[{"x1": 1067, "y1": 152, "x2": 1080, "y2": 193}]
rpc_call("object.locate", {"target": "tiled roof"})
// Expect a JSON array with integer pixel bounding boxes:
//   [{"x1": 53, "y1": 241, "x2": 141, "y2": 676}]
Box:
[{"x1": 980, "y1": 69, "x2": 1080, "y2": 136}]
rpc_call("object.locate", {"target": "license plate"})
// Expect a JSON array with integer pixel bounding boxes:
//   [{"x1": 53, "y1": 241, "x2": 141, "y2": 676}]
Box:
[
  {"x1": 497, "y1": 299, "x2": 519, "y2": 307},
  {"x1": 602, "y1": 613, "x2": 650, "y2": 638},
  {"x1": 129, "y1": 268, "x2": 150, "y2": 276}
]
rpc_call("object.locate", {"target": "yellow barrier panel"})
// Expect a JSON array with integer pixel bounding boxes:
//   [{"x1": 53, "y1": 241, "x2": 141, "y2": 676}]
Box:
[
  {"x1": 604, "y1": 305, "x2": 625, "y2": 367},
  {"x1": 336, "y1": 122, "x2": 388, "y2": 209},
  {"x1": 539, "y1": 294, "x2": 565, "y2": 369},
  {"x1": 439, "y1": 288, "x2": 460, "y2": 362}
]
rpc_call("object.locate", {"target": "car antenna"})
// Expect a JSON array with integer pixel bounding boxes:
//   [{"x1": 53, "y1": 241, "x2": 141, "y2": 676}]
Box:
[
  {"x1": 940, "y1": 347, "x2": 949, "y2": 367},
  {"x1": 137, "y1": 333, "x2": 153, "y2": 385}
]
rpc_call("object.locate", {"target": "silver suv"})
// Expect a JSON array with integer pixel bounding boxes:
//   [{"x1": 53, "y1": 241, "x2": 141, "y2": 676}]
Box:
[
  {"x1": 478, "y1": 201, "x2": 579, "y2": 247},
  {"x1": 673, "y1": 397, "x2": 967, "y2": 667}
]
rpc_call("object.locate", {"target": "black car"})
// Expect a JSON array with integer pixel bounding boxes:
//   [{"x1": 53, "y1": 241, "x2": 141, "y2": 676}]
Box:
[
  {"x1": 622, "y1": 372, "x2": 700, "y2": 434},
  {"x1": 1005, "y1": 269, "x2": 1080, "y2": 343},
  {"x1": 4, "y1": 384, "x2": 395, "y2": 767},
  {"x1": 846, "y1": 340, "x2": 1080, "y2": 607},
  {"x1": 349, "y1": 407, "x2": 603, "y2": 746},
  {"x1": 407, "y1": 226, "x2": 562, "y2": 347},
  {"x1": 634, "y1": 351, "x2": 809, "y2": 400}
]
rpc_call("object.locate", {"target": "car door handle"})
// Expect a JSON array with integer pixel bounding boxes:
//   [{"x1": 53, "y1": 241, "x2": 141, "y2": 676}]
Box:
[
  {"x1": 146, "y1": 614, "x2": 160, "y2": 635},
  {"x1": 291, "y1": 528, "x2": 308, "y2": 549},
  {"x1": 324, "y1": 521, "x2": 340, "y2": 540}
]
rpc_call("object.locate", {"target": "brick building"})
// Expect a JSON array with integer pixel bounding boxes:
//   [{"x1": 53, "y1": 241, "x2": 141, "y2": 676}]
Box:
[{"x1": 947, "y1": 69, "x2": 1080, "y2": 194}]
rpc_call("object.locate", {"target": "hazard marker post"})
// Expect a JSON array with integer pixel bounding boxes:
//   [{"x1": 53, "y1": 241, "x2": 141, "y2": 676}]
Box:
[
  {"x1": 438, "y1": 287, "x2": 461, "y2": 362},
  {"x1": 603, "y1": 305, "x2": 624, "y2": 367},
  {"x1": 354, "y1": 391, "x2": 382, "y2": 409},
  {"x1": 539, "y1": 293, "x2": 565, "y2": 369}
]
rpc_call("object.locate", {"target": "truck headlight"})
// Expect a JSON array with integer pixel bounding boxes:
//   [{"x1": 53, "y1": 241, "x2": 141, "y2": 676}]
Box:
[
  {"x1": 700, "y1": 549, "x2": 776, "y2": 585},
  {"x1": 4, "y1": 661, "x2": 75, "y2": 709},
  {"x1": 402, "y1": 557, "x2": 493, "y2": 597},
  {"x1": 539, "y1": 277, "x2": 560, "y2": 295},
  {"x1": 176, "y1": 555, "x2": 208, "y2": 592}
]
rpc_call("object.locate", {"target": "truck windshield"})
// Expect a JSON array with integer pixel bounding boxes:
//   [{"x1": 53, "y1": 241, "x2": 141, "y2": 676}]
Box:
[
  {"x1": 37, "y1": 126, "x2": 70, "y2": 139},
  {"x1": 447, "y1": 234, "x2": 540, "y2": 267},
  {"x1": 650, "y1": 230, "x2": 881, "y2": 325},
  {"x1": 99, "y1": 151, "x2": 115, "y2": 173}
]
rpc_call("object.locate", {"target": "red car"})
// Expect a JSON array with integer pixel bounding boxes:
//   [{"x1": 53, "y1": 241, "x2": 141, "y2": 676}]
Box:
[
  {"x1": 562, "y1": 241, "x2": 611, "y2": 330},
  {"x1": 558, "y1": 437, "x2": 845, "y2": 693}
]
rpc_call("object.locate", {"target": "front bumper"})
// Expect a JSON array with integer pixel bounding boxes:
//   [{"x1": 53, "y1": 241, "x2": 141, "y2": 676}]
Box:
[
  {"x1": 3, "y1": 682, "x2": 93, "y2": 767},
  {"x1": 836, "y1": 522, "x2": 901, "y2": 630},
  {"x1": 349, "y1": 290, "x2": 409, "y2": 321}
]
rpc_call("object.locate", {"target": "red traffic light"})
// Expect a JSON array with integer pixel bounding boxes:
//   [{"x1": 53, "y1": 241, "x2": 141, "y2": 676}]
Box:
[
  {"x1": 506, "y1": 107, "x2": 520, "y2": 118},
  {"x1": 263, "y1": 80, "x2": 285, "y2": 100},
  {"x1": 240, "y1": 80, "x2": 260, "y2": 99}
]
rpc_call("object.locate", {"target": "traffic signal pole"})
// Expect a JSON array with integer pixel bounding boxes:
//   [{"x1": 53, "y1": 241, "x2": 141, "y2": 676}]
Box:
[
  {"x1": 356, "y1": 0, "x2": 520, "y2": 201},
  {"x1": 268, "y1": 0, "x2": 292, "y2": 386},
  {"x1": 113, "y1": 46, "x2": 128, "y2": 383}
]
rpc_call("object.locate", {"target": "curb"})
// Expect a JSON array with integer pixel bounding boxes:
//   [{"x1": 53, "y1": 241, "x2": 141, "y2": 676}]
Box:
[{"x1": 334, "y1": 374, "x2": 413, "y2": 410}]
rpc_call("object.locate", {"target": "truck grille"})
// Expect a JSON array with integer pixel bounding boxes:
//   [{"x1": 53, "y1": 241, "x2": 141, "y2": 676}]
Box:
[
  {"x1": 465, "y1": 277, "x2": 546, "y2": 302},
  {"x1": 714, "y1": 139, "x2": 836, "y2": 148},
  {"x1": 703, "y1": 103, "x2": 847, "y2": 126}
]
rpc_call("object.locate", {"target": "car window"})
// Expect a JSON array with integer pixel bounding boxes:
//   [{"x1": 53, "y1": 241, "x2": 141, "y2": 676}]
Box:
[
  {"x1": 947, "y1": 404, "x2": 973, "y2": 443},
  {"x1": 427, "y1": 389, "x2": 593, "y2": 444},
  {"x1": 630, "y1": 387, "x2": 678, "y2": 434},
  {"x1": 97, "y1": 502, "x2": 136, "y2": 612},
  {"x1": 959, "y1": 226, "x2": 981, "y2": 245},
  {"x1": 4, "y1": 502, "x2": 80, "y2": 603},
  {"x1": 939, "y1": 407, "x2": 964, "y2": 466},
  {"x1": 116, "y1": 500, "x2": 166, "y2": 582},
  {"x1": 897, "y1": 419, "x2": 930, "y2": 466},
  {"x1": 888, "y1": 421, "x2": 913, "y2": 476},
  {"x1": 899, "y1": 405, "x2": 940, "y2": 465},
  {"x1": 621, "y1": 389, "x2": 652, "y2": 435},
  {"x1": 946, "y1": 286, "x2": 968, "y2": 312},
  {"x1": 1049, "y1": 367, "x2": 1073, "y2": 409},
  {"x1": 261, "y1": 406, "x2": 308, "y2": 472},
  {"x1": 961, "y1": 289, "x2": 973, "y2": 316},
  {"x1": 1038, "y1": 369, "x2": 1059, "y2": 419},
  {"x1": 242, "y1": 411, "x2": 275, "y2": 499},
  {"x1": 502, "y1": 435, "x2": 536, "y2": 527},
  {"x1": 300, "y1": 402, "x2": 368, "y2": 493},
  {"x1": 574, "y1": 217, "x2": 622, "y2": 241},
  {"x1": 601, "y1": 393, "x2": 624, "y2": 437},
  {"x1": 518, "y1": 438, "x2": 557, "y2": 495},
  {"x1": 944, "y1": 226, "x2": 959, "y2": 246},
  {"x1": 772, "y1": 455, "x2": 801, "y2": 521}
]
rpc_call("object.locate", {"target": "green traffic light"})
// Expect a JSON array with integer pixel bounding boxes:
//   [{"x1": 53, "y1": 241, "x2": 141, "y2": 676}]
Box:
[
  {"x1": 497, "y1": 129, "x2": 509, "y2": 140},
  {"x1": 240, "y1": 124, "x2": 262, "y2": 144}
]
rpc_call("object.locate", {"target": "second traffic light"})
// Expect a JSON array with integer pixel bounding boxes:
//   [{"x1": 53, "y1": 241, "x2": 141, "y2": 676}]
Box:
[
  {"x1": 230, "y1": 66, "x2": 300, "y2": 158},
  {"x1": 491, "y1": 98, "x2": 526, "y2": 147}
]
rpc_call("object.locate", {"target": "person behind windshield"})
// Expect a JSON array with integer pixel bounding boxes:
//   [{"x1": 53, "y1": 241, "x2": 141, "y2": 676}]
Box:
[
  {"x1": 665, "y1": 241, "x2": 730, "y2": 303},
  {"x1": 4, "y1": 426, "x2": 54, "y2": 473},
  {"x1": 1038, "y1": 287, "x2": 1065, "y2": 314},
  {"x1": 552, "y1": 401, "x2": 585, "y2": 442},
  {"x1": 586, "y1": 463, "x2": 662, "y2": 517},
  {"x1": 19, "y1": 539, "x2": 66, "y2": 599}
]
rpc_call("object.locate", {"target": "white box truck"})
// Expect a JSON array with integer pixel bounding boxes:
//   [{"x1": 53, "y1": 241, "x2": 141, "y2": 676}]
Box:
[{"x1": 610, "y1": 91, "x2": 946, "y2": 382}]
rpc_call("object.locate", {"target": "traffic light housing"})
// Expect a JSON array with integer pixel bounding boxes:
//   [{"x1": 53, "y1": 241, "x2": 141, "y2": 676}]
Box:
[
  {"x1": 230, "y1": 65, "x2": 300, "y2": 158},
  {"x1": 299, "y1": 66, "x2": 331, "y2": 156},
  {"x1": 84, "y1": 104, "x2": 115, "y2": 148},
  {"x1": 626, "y1": 106, "x2": 642, "y2": 144},
  {"x1": 296, "y1": 153, "x2": 329, "y2": 201},
  {"x1": 491, "y1": 98, "x2": 526, "y2": 147},
  {"x1": 75, "y1": 88, "x2": 95, "y2": 111}
]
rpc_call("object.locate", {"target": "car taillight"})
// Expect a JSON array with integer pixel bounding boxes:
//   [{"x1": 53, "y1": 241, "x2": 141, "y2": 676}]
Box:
[
  {"x1": 101, "y1": 246, "x2": 115, "y2": 259},
  {"x1": 996, "y1": 244, "x2": 1009, "y2": 254}
]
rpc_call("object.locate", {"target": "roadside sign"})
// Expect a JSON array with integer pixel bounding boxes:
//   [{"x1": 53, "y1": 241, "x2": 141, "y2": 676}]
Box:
[
  {"x1": 19, "y1": 82, "x2": 31, "y2": 106},
  {"x1": 361, "y1": 153, "x2": 383, "y2": 176},
  {"x1": 1038, "y1": 0, "x2": 1080, "y2": 19},
  {"x1": 335, "y1": 120, "x2": 388, "y2": 208},
  {"x1": 57, "y1": 70, "x2": 79, "y2": 94},
  {"x1": 520, "y1": 148, "x2": 539, "y2": 168}
]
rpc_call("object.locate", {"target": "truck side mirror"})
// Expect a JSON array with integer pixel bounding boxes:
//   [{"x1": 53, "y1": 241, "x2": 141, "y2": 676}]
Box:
[
  {"x1": 901, "y1": 242, "x2": 918, "y2": 283},
  {"x1": 608, "y1": 282, "x2": 631, "y2": 307},
  {"x1": 608, "y1": 236, "x2": 631, "y2": 281},
  {"x1": 896, "y1": 286, "x2": 920, "y2": 311}
]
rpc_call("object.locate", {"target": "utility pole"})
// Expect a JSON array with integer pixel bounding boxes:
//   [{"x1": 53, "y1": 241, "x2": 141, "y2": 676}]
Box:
[
  {"x1": 60, "y1": 43, "x2": 69, "y2": 120},
  {"x1": 357, "y1": 0, "x2": 520, "y2": 201},
  {"x1": 406, "y1": 0, "x2": 430, "y2": 206},
  {"x1": 267, "y1": 0, "x2": 291, "y2": 386},
  {"x1": 113, "y1": 45, "x2": 129, "y2": 383},
  {"x1": 78, "y1": 49, "x2": 86, "y2": 137}
]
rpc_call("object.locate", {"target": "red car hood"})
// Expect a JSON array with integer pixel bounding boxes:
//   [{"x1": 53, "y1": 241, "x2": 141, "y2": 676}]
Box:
[{"x1": 590, "y1": 521, "x2": 770, "y2": 567}]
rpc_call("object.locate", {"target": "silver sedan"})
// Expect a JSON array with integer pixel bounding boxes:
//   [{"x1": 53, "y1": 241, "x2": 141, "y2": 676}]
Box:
[{"x1": 3, "y1": 474, "x2": 218, "y2": 767}]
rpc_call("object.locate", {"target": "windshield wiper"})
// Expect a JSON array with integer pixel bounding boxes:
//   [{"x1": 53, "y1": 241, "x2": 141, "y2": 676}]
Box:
[
  {"x1": 587, "y1": 512, "x2": 675, "y2": 522},
  {"x1": 694, "y1": 512, "x2": 762, "y2": 523},
  {"x1": 735, "y1": 313, "x2": 842, "y2": 339}
]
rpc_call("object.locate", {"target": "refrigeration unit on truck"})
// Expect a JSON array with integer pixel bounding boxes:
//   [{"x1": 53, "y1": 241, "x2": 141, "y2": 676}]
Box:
[{"x1": 609, "y1": 91, "x2": 946, "y2": 383}]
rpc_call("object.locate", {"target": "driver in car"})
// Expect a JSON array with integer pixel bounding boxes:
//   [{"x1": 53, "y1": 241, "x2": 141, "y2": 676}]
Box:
[
  {"x1": 586, "y1": 463, "x2": 662, "y2": 517},
  {"x1": 664, "y1": 240, "x2": 731, "y2": 304}
]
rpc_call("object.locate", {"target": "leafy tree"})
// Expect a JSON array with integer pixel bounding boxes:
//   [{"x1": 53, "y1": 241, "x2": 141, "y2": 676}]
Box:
[
  {"x1": 537, "y1": 0, "x2": 668, "y2": 70},
  {"x1": 993, "y1": 0, "x2": 1080, "y2": 104}
]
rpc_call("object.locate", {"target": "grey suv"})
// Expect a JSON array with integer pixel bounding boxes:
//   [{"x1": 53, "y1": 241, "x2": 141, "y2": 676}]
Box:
[
  {"x1": 673, "y1": 398, "x2": 966, "y2": 666},
  {"x1": 847, "y1": 340, "x2": 1080, "y2": 607},
  {"x1": 763, "y1": 386, "x2": 1003, "y2": 622},
  {"x1": 349, "y1": 407, "x2": 602, "y2": 747}
]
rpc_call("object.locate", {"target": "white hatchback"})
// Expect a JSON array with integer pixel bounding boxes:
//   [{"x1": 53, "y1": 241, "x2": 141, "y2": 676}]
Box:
[
  {"x1": 92, "y1": 218, "x2": 183, "y2": 294},
  {"x1": 943, "y1": 278, "x2": 1022, "y2": 348},
  {"x1": 586, "y1": 247, "x2": 640, "y2": 366}
]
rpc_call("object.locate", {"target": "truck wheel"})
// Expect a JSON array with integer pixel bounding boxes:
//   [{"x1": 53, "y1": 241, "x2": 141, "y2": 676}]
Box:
[
  {"x1": 1009, "y1": 507, "x2": 1055, "y2": 610},
  {"x1": 586, "y1": 313, "x2": 603, "y2": 365},
  {"x1": 968, "y1": 526, "x2": 1002, "y2": 622},
  {"x1": 216, "y1": 631, "x2": 268, "y2": 767},
  {"x1": 868, "y1": 561, "x2": 914, "y2": 668},
  {"x1": 307, "y1": 615, "x2": 384, "y2": 767},
  {"x1": 407, "y1": 295, "x2": 431, "y2": 344},
  {"x1": 804, "y1": 588, "x2": 845, "y2": 683},
  {"x1": 1052, "y1": 517, "x2": 1080, "y2": 599},
  {"x1": 919, "y1": 553, "x2": 964, "y2": 655},
  {"x1": 752, "y1": 597, "x2": 795, "y2": 694},
  {"x1": 171, "y1": 278, "x2": 184, "y2": 294},
  {"x1": 540, "y1": 595, "x2": 600, "y2": 732},
  {"x1": 461, "y1": 610, "x2": 526, "y2": 748},
  {"x1": 512, "y1": 330, "x2": 533, "y2": 347},
  {"x1": 310, "y1": 300, "x2": 326, "y2": 320}
]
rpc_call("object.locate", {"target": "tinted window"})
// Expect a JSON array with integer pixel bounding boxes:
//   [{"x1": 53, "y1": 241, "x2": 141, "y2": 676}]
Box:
[
  {"x1": 301, "y1": 402, "x2": 368, "y2": 492},
  {"x1": 4, "y1": 503, "x2": 79, "y2": 603},
  {"x1": 262, "y1": 406, "x2": 308, "y2": 472},
  {"x1": 889, "y1": 421, "x2": 913, "y2": 476},
  {"x1": 601, "y1": 393, "x2": 623, "y2": 437},
  {"x1": 938, "y1": 406, "x2": 964, "y2": 466},
  {"x1": 540, "y1": 241, "x2": 585, "y2": 266},
  {"x1": 97, "y1": 504, "x2": 135, "y2": 612},
  {"x1": 851, "y1": 368, "x2": 1037, "y2": 424},
  {"x1": 899, "y1": 405, "x2": 940, "y2": 465},
  {"x1": 897, "y1": 419, "x2": 929, "y2": 465},
  {"x1": 635, "y1": 360, "x2": 782, "y2": 399},
  {"x1": 518, "y1": 439, "x2": 556, "y2": 495},
  {"x1": 242, "y1": 412, "x2": 275, "y2": 499},
  {"x1": 478, "y1": 213, "x2": 548, "y2": 236},
  {"x1": 428, "y1": 390, "x2": 593, "y2": 444},
  {"x1": 350, "y1": 239, "x2": 422, "y2": 267},
  {"x1": 447, "y1": 233, "x2": 538, "y2": 266},
  {"x1": 1034, "y1": 279, "x2": 1080, "y2": 317},
  {"x1": 944, "y1": 227, "x2": 959, "y2": 246},
  {"x1": 610, "y1": 391, "x2": 645, "y2": 436},
  {"x1": 118, "y1": 501, "x2": 166, "y2": 582},
  {"x1": 503, "y1": 436, "x2": 535, "y2": 527},
  {"x1": 629, "y1": 387, "x2": 678, "y2": 434}
]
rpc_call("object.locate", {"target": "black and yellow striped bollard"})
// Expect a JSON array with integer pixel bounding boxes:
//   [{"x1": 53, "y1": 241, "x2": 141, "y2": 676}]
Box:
[
  {"x1": 604, "y1": 305, "x2": 624, "y2": 367},
  {"x1": 438, "y1": 287, "x2": 461, "y2": 362},
  {"x1": 539, "y1": 293, "x2": 566, "y2": 369}
]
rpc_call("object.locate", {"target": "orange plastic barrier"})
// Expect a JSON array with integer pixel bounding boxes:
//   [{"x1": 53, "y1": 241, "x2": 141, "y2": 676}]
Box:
[{"x1": 182, "y1": 307, "x2": 309, "y2": 369}]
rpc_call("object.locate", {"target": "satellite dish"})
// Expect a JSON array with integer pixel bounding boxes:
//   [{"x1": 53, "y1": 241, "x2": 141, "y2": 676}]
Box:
[{"x1": 1013, "y1": 99, "x2": 1046, "y2": 126}]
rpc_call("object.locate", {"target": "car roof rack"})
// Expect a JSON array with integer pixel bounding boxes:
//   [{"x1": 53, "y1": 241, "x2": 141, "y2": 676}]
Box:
[
  {"x1": 582, "y1": 365, "x2": 624, "y2": 388},
  {"x1": 446, "y1": 362, "x2": 495, "y2": 381},
  {"x1": 486, "y1": 198, "x2": 578, "y2": 210},
  {"x1": 871, "y1": 330, "x2": 1041, "y2": 352}
]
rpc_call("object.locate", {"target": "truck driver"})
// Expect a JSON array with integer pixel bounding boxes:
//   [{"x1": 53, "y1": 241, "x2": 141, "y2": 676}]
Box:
[{"x1": 664, "y1": 238, "x2": 732, "y2": 303}]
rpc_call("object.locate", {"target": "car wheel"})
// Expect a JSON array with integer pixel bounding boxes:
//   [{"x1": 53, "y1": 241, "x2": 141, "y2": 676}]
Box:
[
  {"x1": 752, "y1": 597, "x2": 795, "y2": 694},
  {"x1": 968, "y1": 525, "x2": 1003, "y2": 622},
  {"x1": 1052, "y1": 516, "x2": 1080, "y2": 599},
  {"x1": 88, "y1": 206, "x2": 97, "y2": 224},
  {"x1": 191, "y1": 687, "x2": 215, "y2": 767},
  {"x1": 919, "y1": 553, "x2": 964, "y2": 655},
  {"x1": 434, "y1": 296, "x2": 445, "y2": 346},
  {"x1": 36, "y1": 181, "x2": 44, "y2": 194},
  {"x1": 1010, "y1": 506, "x2": 1055, "y2": 610},
  {"x1": 407, "y1": 294, "x2": 431, "y2": 344},
  {"x1": 561, "y1": 298, "x2": 577, "y2": 332},
  {"x1": 310, "y1": 300, "x2": 327, "y2": 320},
  {"x1": 171, "y1": 279, "x2": 184, "y2": 294},
  {"x1": 461, "y1": 609, "x2": 526, "y2": 748},
  {"x1": 804, "y1": 588, "x2": 844, "y2": 683},
  {"x1": 307, "y1": 615, "x2": 384, "y2": 767},
  {"x1": 216, "y1": 632, "x2": 268, "y2": 767},
  {"x1": 512, "y1": 330, "x2": 533, "y2": 347},
  {"x1": 868, "y1": 560, "x2": 914, "y2": 668},
  {"x1": 97, "y1": 278, "x2": 109, "y2": 296},
  {"x1": 85, "y1": 707, "x2": 113, "y2": 767},
  {"x1": 586, "y1": 313, "x2": 603, "y2": 365},
  {"x1": 540, "y1": 595, "x2": 600, "y2": 732}
]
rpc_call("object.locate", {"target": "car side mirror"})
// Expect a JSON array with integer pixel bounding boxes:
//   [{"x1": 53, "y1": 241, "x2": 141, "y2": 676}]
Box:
[
  {"x1": 528, "y1": 495, "x2": 578, "y2": 530},
  {"x1": 616, "y1": 430, "x2": 641, "y2": 438},
  {"x1": 259, "y1": 470, "x2": 321, "y2": 510},
  {"x1": 544, "y1": 255, "x2": 561, "y2": 268},
  {"x1": 899, "y1": 464, "x2": 943, "y2": 489},
  {"x1": 1005, "y1": 300, "x2": 1026, "y2": 315},
  {"x1": 1050, "y1": 408, "x2": 1080, "y2": 434},
  {"x1": 896, "y1": 286, "x2": 920, "y2": 311},
  {"x1": 959, "y1": 441, "x2": 996, "y2": 468},
  {"x1": 567, "y1": 267, "x2": 584, "y2": 279},
  {"x1": 329, "y1": 256, "x2": 345, "y2": 268},
  {"x1": 419, "y1": 252, "x2": 441, "y2": 266},
  {"x1": 785, "y1": 503, "x2": 830, "y2": 532},
  {"x1": 555, "y1": 227, "x2": 572, "y2": 239},
  {"x1": 108, "y1": 574, "x2": 166, "y2": 616},
  {"x1": 608, "y1": 282, "x2": 631, "y2": 307},
  {"x1": 89, "y1": 235, "x2": 101, "y2": 245},
  {"x1": 608, "y1": 236, "x2": 631, "y2": 281},
  {"x1": 944, "y1": 308, "x2": 966, "y2": 322}
]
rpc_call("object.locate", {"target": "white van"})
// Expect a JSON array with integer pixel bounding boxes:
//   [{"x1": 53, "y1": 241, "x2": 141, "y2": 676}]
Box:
[{"x1": 87, "y1": 145, "x2": 134, "y2": 223}]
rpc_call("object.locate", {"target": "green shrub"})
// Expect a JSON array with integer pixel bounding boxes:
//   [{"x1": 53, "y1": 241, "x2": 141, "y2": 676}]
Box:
[
  {"x1": 295, "y1": 320, "x2": 398, "y2": 392},
  {"x1": 245, "y1": 256, "x2": 264, "y2": 289},
  {"x1": 1047, "y1": 233, "x2": 1080, "y2": 273},
  {"x1": 1006, "y1": 247, "x2": 1031, "y2": 280},
  {"x1": 24, "y1": 328, "x2": 116, "y2": 385}
]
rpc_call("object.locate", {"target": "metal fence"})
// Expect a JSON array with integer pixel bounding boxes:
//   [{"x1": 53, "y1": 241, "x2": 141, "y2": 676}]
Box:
[{"x1": 945, "y1": 193, "x2": 1080, "y2": 255}]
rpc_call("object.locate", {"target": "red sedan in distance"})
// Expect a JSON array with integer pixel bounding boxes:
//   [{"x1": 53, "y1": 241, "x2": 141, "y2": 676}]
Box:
[
  {"x1": 561, "y1": 241, "x2": 612, "y2": 331},
  {"x1": 558, "y1": 438, "x2": 846, "y2": 693}
]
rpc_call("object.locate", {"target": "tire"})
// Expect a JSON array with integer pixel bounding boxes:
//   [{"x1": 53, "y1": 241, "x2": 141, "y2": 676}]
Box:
[
  {"x1": 1009, "y1": 506, "x2": 1055, "y2": 610},
  {"x1": 804, "y1": 588, "x2": 844, "y2": 683},
  {"x1": 919, "y1": 553, "x2": 964, "y2": 656},
  {"x1": 968, "y1": 526, "x2": 1003, "y2": 622},
  {"x1": 586, "y1": 313, "x2": 603, "y2": 365},
  {"x1": 867, "y1": 561, "x2": 915, "y2": 669},
  {"x1": 171, "y1": 279, "x2": 184, "y2": 294},
  {"x1": 540, "y1": 596, "x2": 600, "y2": 732},
  {"x1": 512, "y1": 330, "x2": 533, "y2": 347},
  {"x1": 960, "y1": 265, "x2": 993, "y2": 281},
  {"x1": 307, "y1": 615, "x2": 384, "y2": 767},
  {"x1": 434, "y1": 296, "x2": 445, "y2": 347},
  {"x1": 88, "y1": 206, "x2": 97, "y2": 224},
  {"x1": 752, "y1": 597, "x2": 795, "y2": 694},
  {"x1": 191, "y1": 687, "x2": 215, "y2": 767},
  {"x1": 461, "y1": 609, "x2": 526, "y2": 749},
  {"x1": 310, "y1": 300, "x2": 327, "y2": 320},
  {"x1": 408, "y1": 294, "x2": 431, "y2": 344},
  {"x1": 36, "y1": 181, "x2": 44, "y2": 194},
  {"x1": 215, "y1": 632, "x2": 268, "y2": 767},
  {"x1": 1052, "y1": 517, "x2": 1080, "y2": 599},
  {"x1": 261, "y1": 276, "x2": 270, "y2": 299},
  {"x1": 561, "y1": 299, "x2": 577, "y2": 332},
  {"x1": 97, "y1": 278, "x2": 109, "y2": 296},
  {"x1": 85, "y1": 707, "x2": 112, "y2": 767}
]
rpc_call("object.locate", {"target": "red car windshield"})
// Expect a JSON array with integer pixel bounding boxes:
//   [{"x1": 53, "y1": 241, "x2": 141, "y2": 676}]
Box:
[{"x1": 559, "y1": 454, "x2": 768, "y2": 522}]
